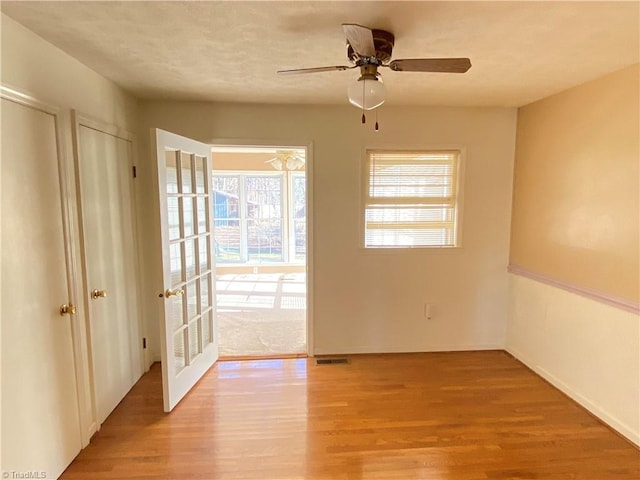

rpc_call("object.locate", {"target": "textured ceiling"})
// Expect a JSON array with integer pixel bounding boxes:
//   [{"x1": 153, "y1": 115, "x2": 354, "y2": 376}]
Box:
[{"x1": 2, "y1": 1, "x2": 638, "y2": 107}]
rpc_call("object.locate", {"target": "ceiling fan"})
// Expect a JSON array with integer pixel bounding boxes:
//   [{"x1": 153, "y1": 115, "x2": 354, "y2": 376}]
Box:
[
  {"x1": 278, "y1": 24, "x2": 471, "y2": 122},
  {"x1": 265, "y1": 149, "x2": 305, "y2": 171}
]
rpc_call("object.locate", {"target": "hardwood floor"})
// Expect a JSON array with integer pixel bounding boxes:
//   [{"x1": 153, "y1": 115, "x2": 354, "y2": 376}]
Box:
[{"x1": 60, "y1": 351, "x2": 639, "y2": 479}]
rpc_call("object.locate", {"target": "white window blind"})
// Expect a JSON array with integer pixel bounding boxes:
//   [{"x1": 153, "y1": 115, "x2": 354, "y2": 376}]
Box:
[{"x1": 364, "y1": 150, "x2": 460, "y2": 248}]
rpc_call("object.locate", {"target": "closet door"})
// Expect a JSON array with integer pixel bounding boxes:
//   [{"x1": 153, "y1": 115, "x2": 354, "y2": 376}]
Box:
[
  {"x1": 1, "y1": 92, "x2": 82, "y2": 477},
  {"x1": 74, "y1": 115, "x2": 143, "y2": 426}
]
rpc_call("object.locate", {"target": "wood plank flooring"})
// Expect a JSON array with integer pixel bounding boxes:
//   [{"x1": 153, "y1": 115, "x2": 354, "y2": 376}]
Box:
[{"x1": 60, "y1": 351, "x2": 639, "y2": 479}]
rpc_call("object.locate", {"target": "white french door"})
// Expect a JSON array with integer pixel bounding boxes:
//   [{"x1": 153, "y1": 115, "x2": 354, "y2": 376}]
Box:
[{"x1": 154, "y1": 129, "x2": 218, "y2": 412}]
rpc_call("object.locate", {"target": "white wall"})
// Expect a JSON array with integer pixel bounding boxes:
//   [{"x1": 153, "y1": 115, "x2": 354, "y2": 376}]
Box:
[
  {"x1": 507, "y1": 274, "x2": 639, "y2": 444},
  {"x1": 1, "y1": 13, "x2": 140, "y2": 461},
  {"x1": 137, "y1": 102, "x2": 517, "y2": 359}
]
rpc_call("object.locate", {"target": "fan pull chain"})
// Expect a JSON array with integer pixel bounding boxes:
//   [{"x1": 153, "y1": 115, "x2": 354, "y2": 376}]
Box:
[
  {"x1": 361, "y1": 80, "x2": 366, "y2": 124},
  {"x1": 375, "y1": 109, "x2": 379, "y2": 132}
]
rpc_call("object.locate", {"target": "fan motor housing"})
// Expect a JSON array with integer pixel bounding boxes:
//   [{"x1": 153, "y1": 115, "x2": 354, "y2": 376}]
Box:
[{"x1": 347, "y1": 29, "x2": 395, "y2": 64}]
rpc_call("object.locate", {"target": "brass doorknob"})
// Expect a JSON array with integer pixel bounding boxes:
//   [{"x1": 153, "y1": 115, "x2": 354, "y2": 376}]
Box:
[
  {"x1": 165, "y1": 288, "x2": 184, "y2": 298},
  {"x1": 91, "y1": 289, "x2": 107, "y2": 300},
  {"x1": 59, "y1": 304, "x2": 76, "y2": 316}
]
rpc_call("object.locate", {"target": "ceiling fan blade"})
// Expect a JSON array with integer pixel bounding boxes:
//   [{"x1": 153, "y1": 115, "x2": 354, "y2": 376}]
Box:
[
  {"x1": 342, "y1": 23, "x2": 376, "y2": 57},
  {"x1": 387, "y1": 58, "x2": 472, "y2": 73},
  {"x1": 277, "y1": 65, "x2": 354, "y2": 75}
]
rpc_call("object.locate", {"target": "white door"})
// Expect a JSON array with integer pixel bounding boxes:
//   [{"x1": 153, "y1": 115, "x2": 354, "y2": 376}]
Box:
[
  {"x1": 154, "y1": 129, "x2": 218, "y2": 412},
  {"x1": 1, "y1": 94, "x2": 82, "y2": 477},
  {"x1": 75, "y1": 120, "x2": 143, "y2": 425}
]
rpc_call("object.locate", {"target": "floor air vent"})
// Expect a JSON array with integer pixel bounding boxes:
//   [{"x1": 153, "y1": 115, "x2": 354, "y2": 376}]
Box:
[{"x1": 316, "y1": 358, "x2": 349, "y2": 365}]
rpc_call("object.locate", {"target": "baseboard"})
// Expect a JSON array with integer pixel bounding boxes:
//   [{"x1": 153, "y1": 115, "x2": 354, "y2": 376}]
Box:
[
  {"x1": 313, "y1": 343, "x2": 504, "y2": 356},
  {"x1": 506, "y1": 345, "x2": 640, "y2": 446},
  {"x1": 87, "y1": 421, "x2": 97, "y2": 444}
]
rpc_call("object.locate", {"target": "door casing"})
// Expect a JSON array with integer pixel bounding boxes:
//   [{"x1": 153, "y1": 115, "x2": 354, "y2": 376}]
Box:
[{"x1": 210, "y1": 139, "x2": 315, "y2": 356}]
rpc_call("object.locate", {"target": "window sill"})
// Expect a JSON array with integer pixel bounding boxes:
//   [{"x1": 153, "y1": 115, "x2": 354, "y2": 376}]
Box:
[{"x1": 359, "y1": 246, "x2": 463, "y2": 255}]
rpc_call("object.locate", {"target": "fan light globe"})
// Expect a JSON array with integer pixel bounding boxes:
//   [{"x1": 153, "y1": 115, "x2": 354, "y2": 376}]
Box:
[{"x1": 347, "y1": 77, "x2": 385, "y2": 110}]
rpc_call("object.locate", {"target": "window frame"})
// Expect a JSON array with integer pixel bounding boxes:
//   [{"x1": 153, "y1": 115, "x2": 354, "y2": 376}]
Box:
[
  {"x1": 212, "y1": 170, "x2": 307, "y2": 265},
  {"x1": 360, "y1": 148, "x2": 465, "y2": 251}
]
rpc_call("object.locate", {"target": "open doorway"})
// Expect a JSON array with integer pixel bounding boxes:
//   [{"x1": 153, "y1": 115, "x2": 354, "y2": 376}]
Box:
[{"x1": 211, "y1": 146, "x2": 308, "y2": 357}]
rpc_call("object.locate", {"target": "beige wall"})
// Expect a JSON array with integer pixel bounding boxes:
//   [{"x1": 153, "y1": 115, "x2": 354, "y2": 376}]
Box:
[
  {"x1": 213, "y1": 151, "x2": 301, "y2": 171},
  {"x1": 510, "y1": 64, "x2": 639, "y2": 303},
  {"x1": 138, "y1": 102, "x2": 517, "y2": 359}
]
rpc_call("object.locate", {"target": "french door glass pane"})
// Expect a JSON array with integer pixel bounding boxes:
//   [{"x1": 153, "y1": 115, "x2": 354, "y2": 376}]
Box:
[
  {"x1": 166, "y1": 152, "x2": 179, "y2": 194},
  {"x1": 200, "y1": 274, "x2": 211, "y2": 309},
  {"x1": 184, "y1": 239, "x2": 196, "y2": 280},
  {"x1": 196, "y1": 196, "x2": 208, "y2": 234},
  {"x1": 188, "y1": 322, "x2": 200, "y2": 360},
  {"x1": 195, "y1": 156, "x2": 206, "y2": 194},
  {"x1": 183, "y1": 197, "x2": 194, "y2": 237},
  {"x1": 169, "y1": 242, "x2": 183, "y2": 284},
  {"x1": 181, "y1": 153, "x2": 193, "y2": 194},
  {"x1": 202, "y1": 310, "x2": 212, "y2": 346},
  {"x1": 186, "y1": 281, "x2": 197, "y2": 321},
  {"x1": 174, "y1": 331, "x2": 186, "y2": 374},
  {"x1": 198, "y1": 236, "x2": 210, "y2": 272},
  {"x1": 167, "y1": 196, "x2": 180, "y2": 241},
  {"x1": 169, "y1": 294, "x2": 184, "y2": 332}
]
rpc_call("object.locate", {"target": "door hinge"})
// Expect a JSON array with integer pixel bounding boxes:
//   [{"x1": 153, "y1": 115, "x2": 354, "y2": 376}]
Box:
[
  {"x1": 142, "y1": 337, "x2": 147, "y2": 349},
  {"x1": 132, "y1": 165, "x2": 137, "y2": 178}
]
